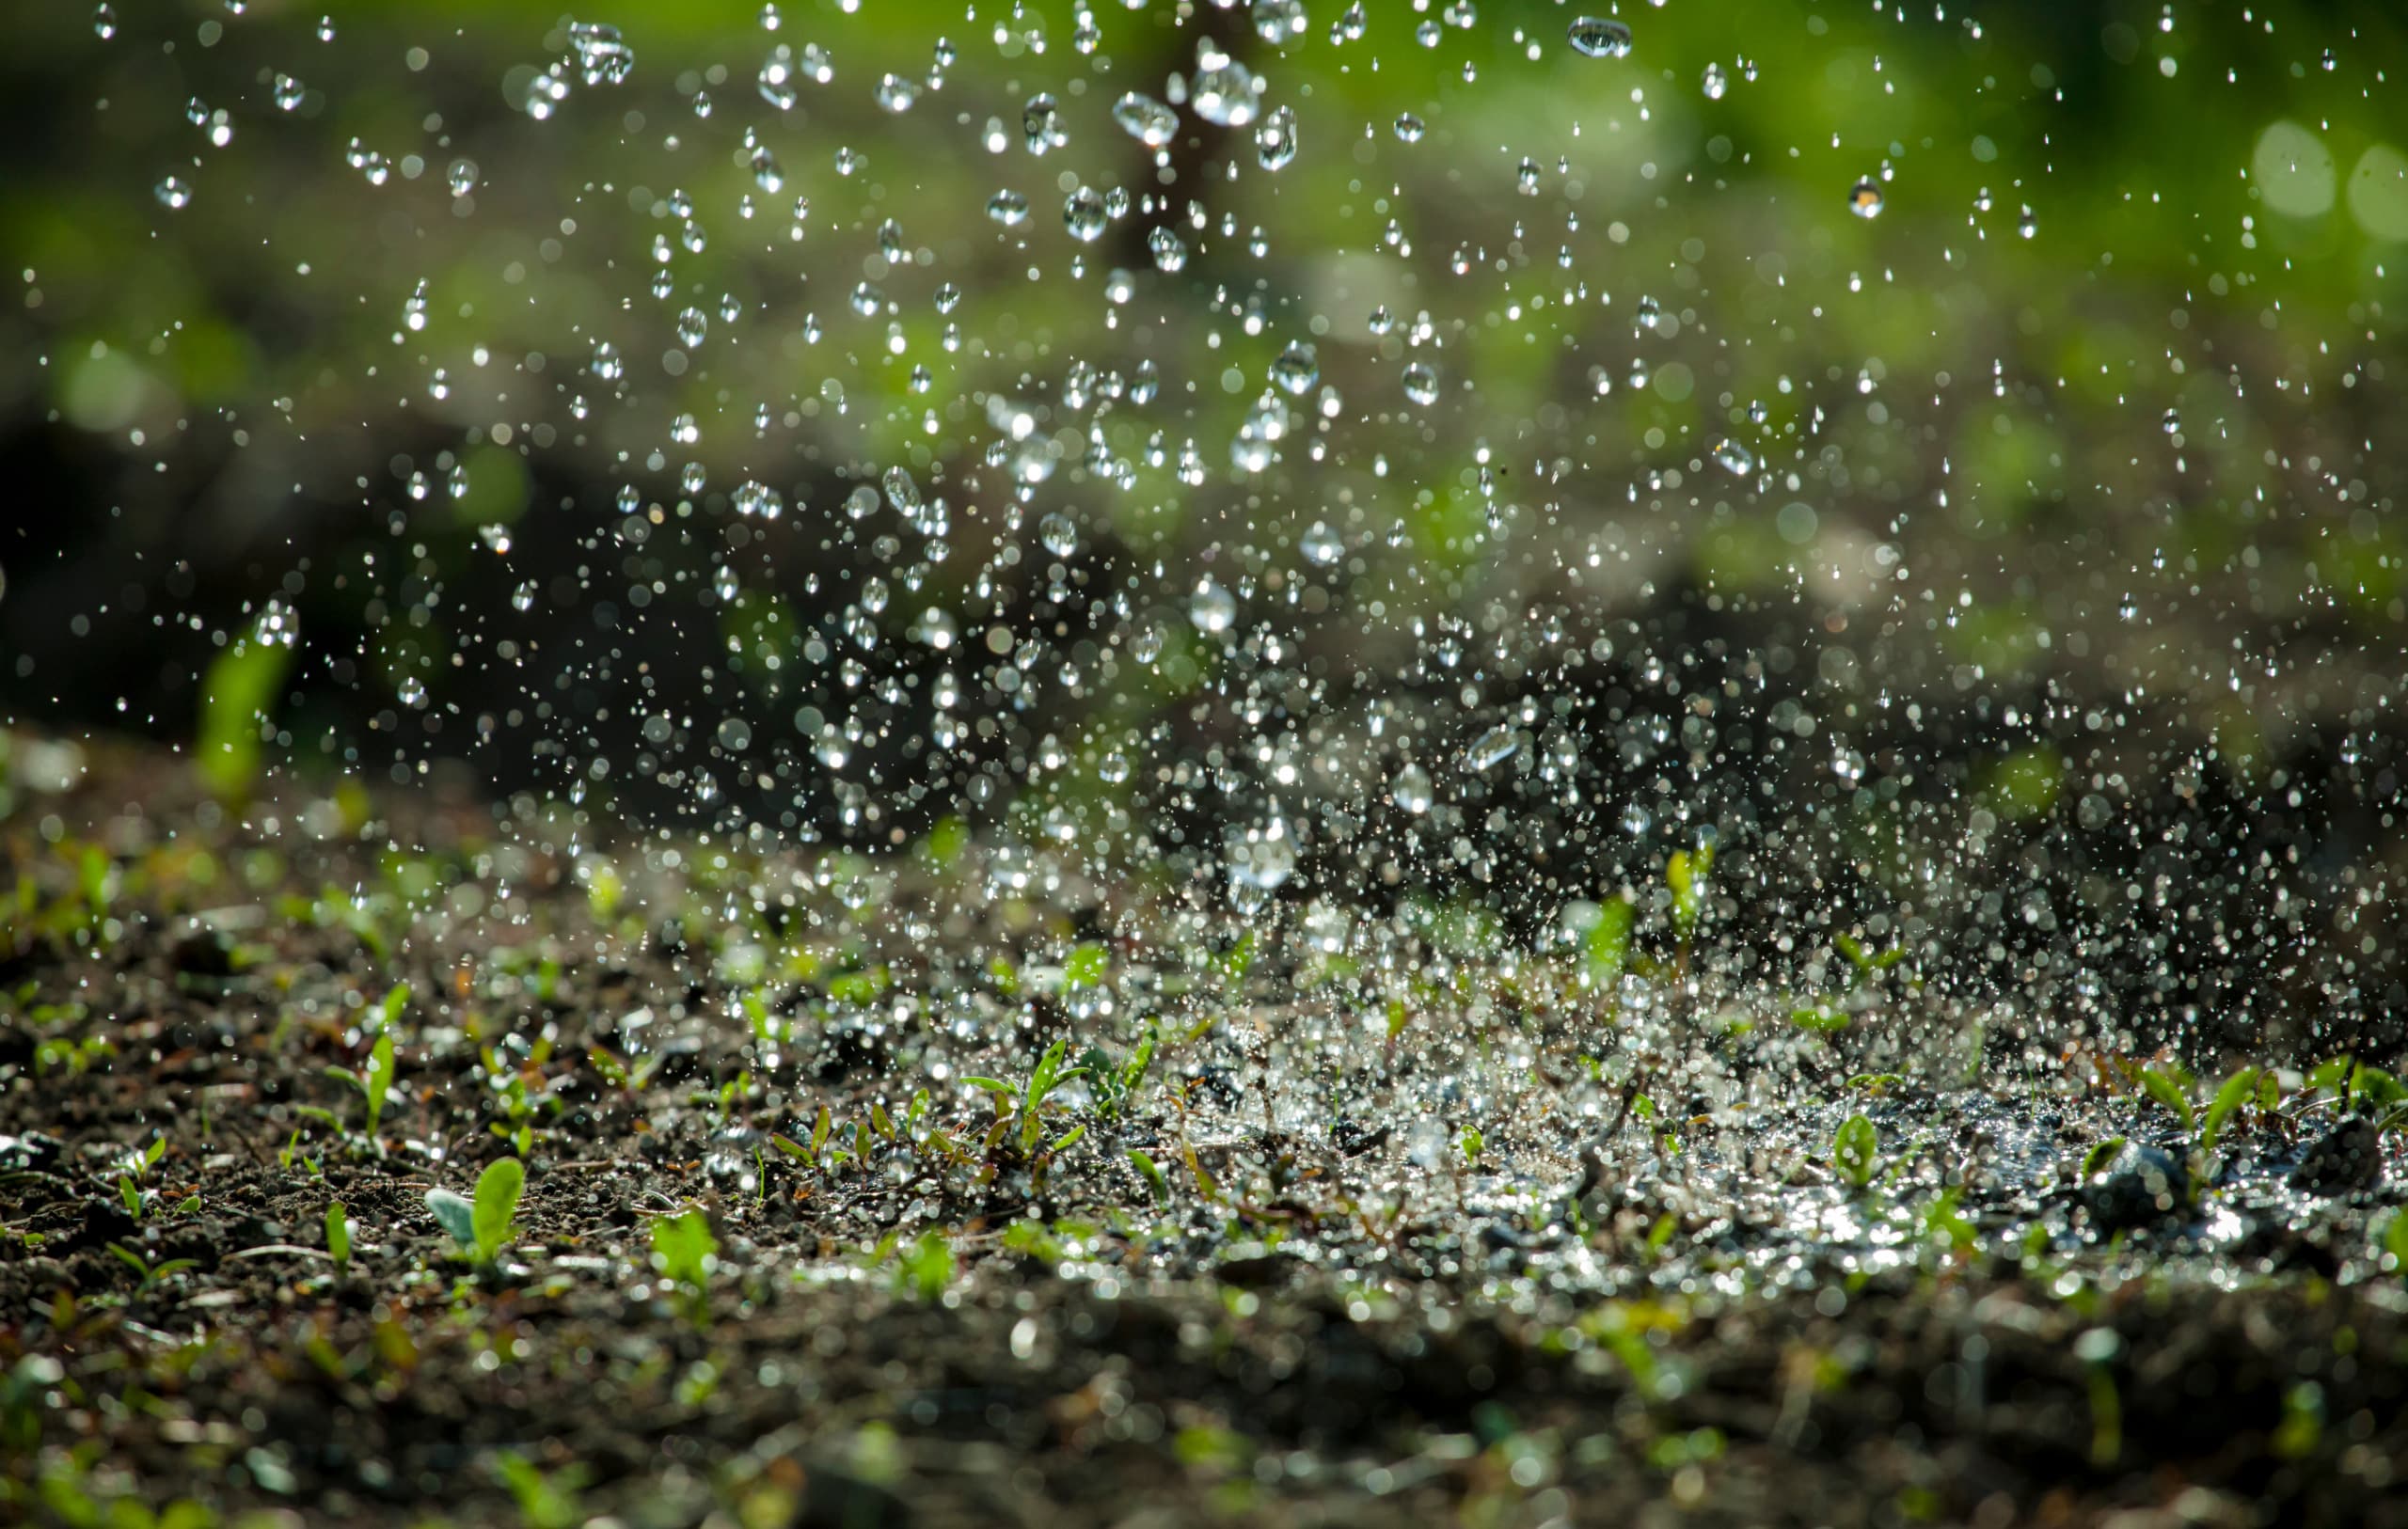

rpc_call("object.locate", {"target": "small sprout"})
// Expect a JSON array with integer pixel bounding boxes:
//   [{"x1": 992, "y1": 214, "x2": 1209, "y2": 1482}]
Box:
[
  {"x1": 1582, "y1": 897, "x2": 1634, "y2": 990},
  {"x1": 372, "y1": 981, "x2": 410, "y2": 1033},
  {"x1": 326, "y1": 1201, "x2": 352, "y2": 1277},
  {"x1": 1128, "y1": 1149, "x2": 1170, "y2": 1207},
  {"x1": 650, "y1": 1209, "x2": 718, "y2": 1321},
  {"x1": 1832, "y1": 1113, "x2": 1879, "y2": 1190},
  {"x1": 197, "y1": 609, "x2": 297, "y2": 804},
  {"x1": 1666, "y1": 842, "x2": 1714, "y2": 943},
  {"x1": 105, "y1": 1243, "x2": 199, "y2": 1293},
  {"x1": 119, "y1": 1175, "x2": 144, "y2": 1222},
  {"x1": 471, "y1": 1157, "x2": 524, "y2": 1263},
  {"x1": 2138, "y1": 1064, "x2": 2194, "y2": 1136},
  {"x1": 893, "y1": 1230, "x2": 954, "y2": 1303},
  {"x1": 427, "y1": 1156, "x2": 524, "y2": 1265},
  {"x1": 2201, "y1": 1065, "x2": 2260, "y2": 1154},
  {"x1": 964, "y1": 1038, "x2": 1090, "y2": 1157},
  {"x1": 492, "y1": 1450, "x2": 587, "y2": 1529},
  {"x1": 2082, "y1": 1137, "x2": 2129, "y2": 1178},
  {"x1": 1459, "y1": 1125, "x2": 1483, "y2": 1168}
]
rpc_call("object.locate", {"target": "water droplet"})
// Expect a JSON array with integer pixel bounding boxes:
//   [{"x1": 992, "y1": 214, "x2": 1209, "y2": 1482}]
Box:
[
  {"x1": 566, "y1": 22, "x2": 635, "y2": 87},
  {"x1": 1064, "y1": 186, "x2": 1108, "y2": 242},
  {"x1": 1190, "y1": 41, "x2": 1259, "y2": 127},
  {"x1": 1038, "y1": 513, "x2": 1080, "y2": 559},
  {"x1": 1848, "y1": 179, "x2": 1885, "y2": 218},
  {"x1": 1271, "y1": 341, "x2": 1319, "y2": 396},
  {"x1": 1567, "y1": 17, "x2": 1633, "y2": 59},
  {"x1": 154, "y1": 176, "x2": 193, "y2": 210},
  {"x1": 1713, "y1": 438, "x2": 1755, "y2": 475},
  {"x1": 1255, "y1": 105, "x2": 1299, "y2": 171},
  {"x1": 1393, "y1": 113, "x2": 1426, "y2": 144},
  {"x1": 448, "y1": 159, "x2": 479, "y2": 197},
  {"x1": 987, "y1": 189, "x2": 1030, "y2": 227},
  {"x1": 1402, "y1": 361, "x2": 1440, "y2": 406},
  {"x1": 1463, "y1": 726, "x2": 1519, "y2": 771},
  {"x1": 1022, "y1": 93, "x2": 1065, "y2": 154},
  {"x1": 1393, "y1": 763, "x2": 1434, "y2": 814},
  {"x1": 94, "y1": 3, "x2": 117, "y2": 39},
  {"x1": 1112, "y1": 91, "x2": 1180, "y2": 148},
  {"x1": 1300, "y1": 522, "x2": 1343, "y2": 566},
  {"x1": 1190, "y1": 578, "x2": 1237, "y2": 634},
  {"x1": 1703, "y1": 61, "x2": 1728, "y2": 100}
]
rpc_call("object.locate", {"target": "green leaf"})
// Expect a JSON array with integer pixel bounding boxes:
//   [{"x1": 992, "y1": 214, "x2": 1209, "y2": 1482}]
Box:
[
  {"x1": 2082, "y1": 1137, "x2": 2129, "y2": 1178},
  {"x1": 650, "y1": 1208, "x2": 718, "y2": 1291},
  {"x1": 119, "y1": 1176, "x2": 143, "y2": 1221},
  {"x1": 1832, "y1": 1113, "x2": 1879, "y2": 1189},
  {"x1": 1129, "y1": 1149, "x2": 1170, "y2": 1207},
  {"x1": 2384, "y1": 1209, "x2": 2408, "y2": 1276},
  {"x1": 1790, "y1": 1005, "x2": 1850, "y2": 1033},
  {"x1": 197, "y1": 611, "x2": 297, "y2": 803},
  {"x1": 325, "y1": 1201, "x2": 351, "y2": 1275},
  {"x1": 1063, "y1": 941, "x2": 1109, "y2": 991},
  {"x1": 1584, "y1": 898, "x2": 1634, "y2": 989},
  {"x1": 374, "y1": 982, "x2": 411, "y2": 1032},
  {"x1": 2201, "y1": 1066, "x2": 2259, "y2": 1153},
  {"x1": 1666, "y1": 843, "x2": 1715, "y2": 940},
  {"x1": 960, "y1": 1077, "x2": 1019, "y2": 1098},
  {"x1": 2138, "y1": 1065, "x2": 2195, "y2": 1136},
  {"x1": 471, "y1": 1157, "x2": 525, "y2": 1263},
  {"x1": 363, "y1": 1031, "x2": 397, "y2": 1141},
  {"x1": 425, "y1": 1188, "x2": 477, "y2": 1250},
  {"x1": 768, "y1": 1132, "x2": 810, "y2": 1159}
]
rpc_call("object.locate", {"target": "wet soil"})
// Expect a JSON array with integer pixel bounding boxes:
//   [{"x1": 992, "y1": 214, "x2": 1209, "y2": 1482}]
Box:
[{"x1": 4, "y1": 734, "x2": 2407, "y2": 1528}]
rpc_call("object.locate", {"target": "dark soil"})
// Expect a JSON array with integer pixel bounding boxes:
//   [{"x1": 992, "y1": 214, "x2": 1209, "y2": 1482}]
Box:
[{"x1": 4, "y1": 734, "x2": 2407, "y2": 1528}]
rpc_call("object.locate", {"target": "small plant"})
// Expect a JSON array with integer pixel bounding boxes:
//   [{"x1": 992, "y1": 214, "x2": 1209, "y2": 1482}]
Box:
[
  {"x1": 197, "y1": 607, "x2": 298, "y2": 804},
  {"x1": 318, "y1": 1030, "x2": 399, "y2": 1147},
  {"x1": 892, "y1": 1230, "x2": 955, "y2": 1303},
  {"x1": 650, "y1": 1208, "x2": 718, "y2": 1322},
  {"x1": 427, "y1": 1156, "x2": 524, "y2": 1267},
  {"x1": 492, "y1": 1451, "x2": 587, "y2": 1529},
  {"x1": 325, "y1": 1201, "x2": 352, "y2": 1277},
  {"x1": 105, "y1": 1243, "x2": 199, "y2": 1294},
  {"x1": 1832, "y1": 1113, "x2": 1880, "y2": 1190},
  {"x1": 965, "y1": 1038, "x2": 1090, "y2": 1158},
  {"x1": 1082, "y1": 1022, "x2": 1159, "y2": 1123}
]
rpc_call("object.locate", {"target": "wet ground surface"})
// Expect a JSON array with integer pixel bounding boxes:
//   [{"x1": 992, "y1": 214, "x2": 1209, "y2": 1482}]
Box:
[{"x1": 4, "y1": 733, "x2": 2407, "y2": 1527}]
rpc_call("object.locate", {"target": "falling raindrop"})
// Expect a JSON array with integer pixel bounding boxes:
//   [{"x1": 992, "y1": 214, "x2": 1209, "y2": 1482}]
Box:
[{"x1": 1566, "y1": 17, "x2": 1634, "y2": 59}]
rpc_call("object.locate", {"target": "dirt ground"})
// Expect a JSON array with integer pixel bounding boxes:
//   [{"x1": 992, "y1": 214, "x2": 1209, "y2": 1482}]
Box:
[{"x1": 4, "y1": 734, "x2": 2407, "y2": 1528}]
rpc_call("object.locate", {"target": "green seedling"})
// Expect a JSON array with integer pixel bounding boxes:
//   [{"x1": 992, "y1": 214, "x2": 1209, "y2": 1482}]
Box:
[
  {"x1": 1129, "y1": 1149, "x2": 1171, "y2": 1207},
  {"x1": 2200, "y1": 1065, "x2": 2262, "y2": 1154},
  {"x1": 105, "y1": 1243, "x2": 199, "y2": 1293},
  {"x1": 964, "y1": 1038, "x2": 1091, "y2": 1157},
  {"x1": 119, "y1": 1176, "x2": 145, "y2": 1222},
  {"x1": 1459, "y1": 1126, "x2": 1484, "y2": 1169},
  {"x1": 320, "y1": 1030, "x2": 399, "y2": 1146},
  {"x1": 326, "y1": 1201, "x2": 352, "y2": 1277},
  {"x1": 650, "y1": 1209, "x2": 718, "y2": 1321},
  {"x1": 2137, "y1": 1064, "x2": 2195, "y2": 1137},
  {"x1": 197, "y1": 607, "x2": 298, "y2": 804},
  {"x1": 492, "y1": 1450, "x2": 587, "y2": 1529},
  {"x1": 427, "y1": 1156, "x2": 524, "y2": 1266},
  {"x1": 1082, "y1": 1023, "x2": 1159, "y2": 1123},
  {"x1": 2082, "y1": 1137, "x2": 2129, "y2": 1177},
  {"x1": 892, "y1": 1230, "x2": 955, "y2": 1303},
  {"x1": 1581, "y1": 897, "x2": 1635, "y2": 991},
  {"x1": 1666, "y1": 842, "x2": 1715, "y2": 946},
  {"x1": 1832, "y1": 1113, "x2": 1880, "y2": 1190}
]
